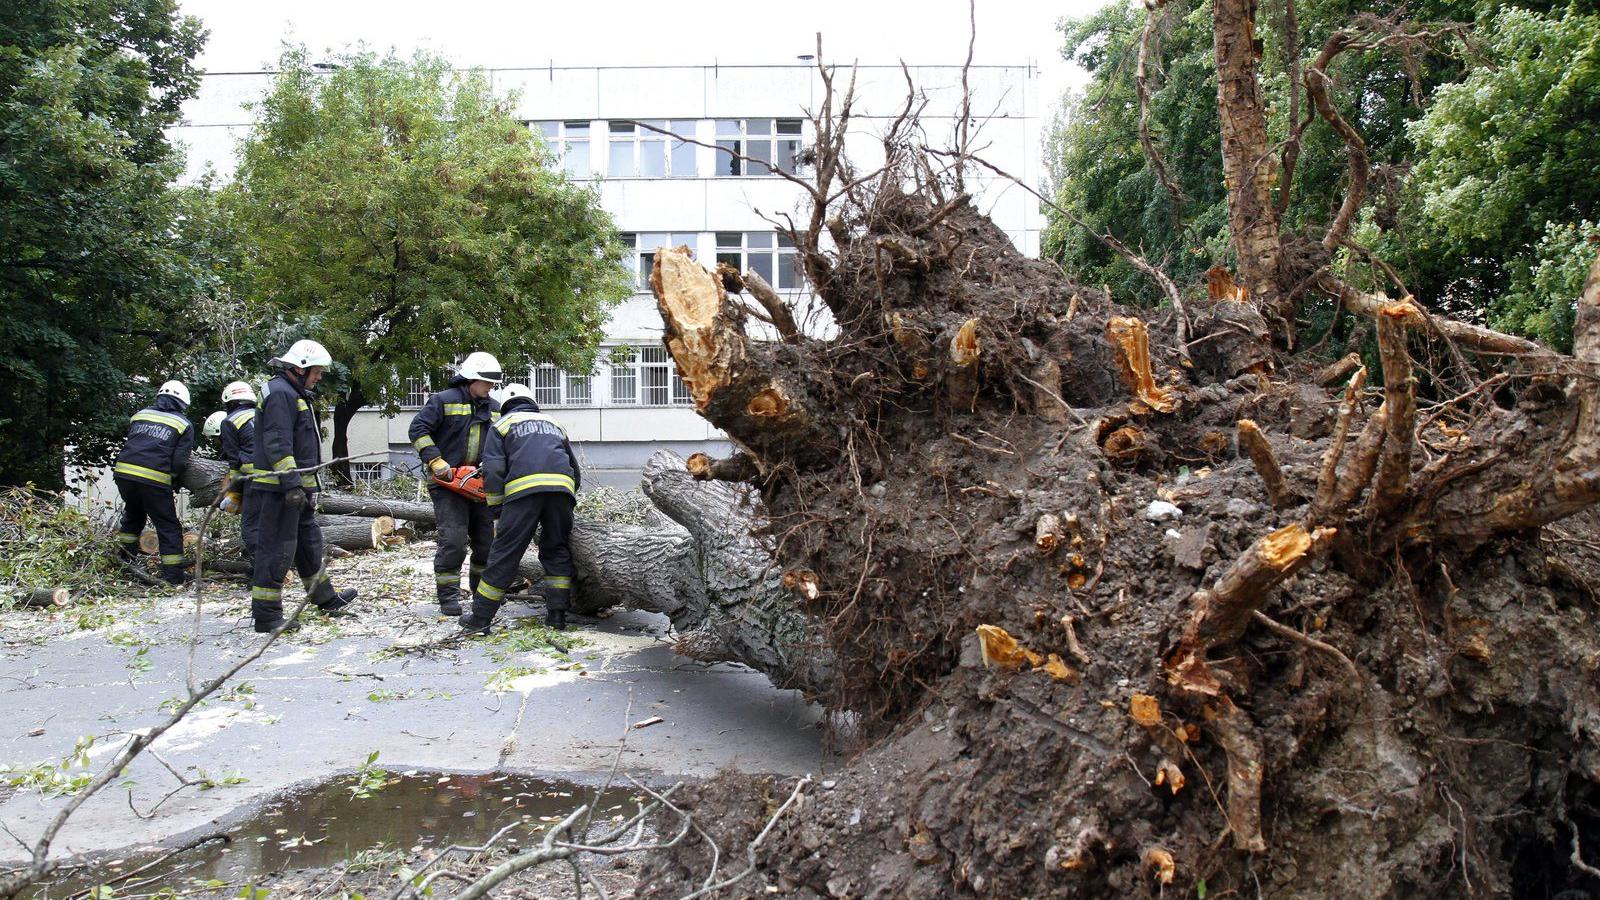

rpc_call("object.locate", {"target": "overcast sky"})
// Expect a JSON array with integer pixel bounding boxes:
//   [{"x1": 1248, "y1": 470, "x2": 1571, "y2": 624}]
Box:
[{"x1": 178, "y1": 0, "x2": 1109, "y2": 119}]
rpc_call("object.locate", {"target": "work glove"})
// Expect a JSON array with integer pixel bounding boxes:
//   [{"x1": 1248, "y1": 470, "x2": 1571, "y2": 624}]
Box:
[
  {"x1": 284, "y1": 487, "x2": 307, "y2": 511},
  {"x1": 427, "y1": 457, "x2": 451, "y2": 479},
  {"x1": 220, "y1": 492, "x2": 242, "y2": 514}
]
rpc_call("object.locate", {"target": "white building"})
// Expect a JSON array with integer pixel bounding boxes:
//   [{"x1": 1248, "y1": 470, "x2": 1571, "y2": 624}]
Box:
[{"x1": 172, "y1": 62, "x2": 1043, "y2": 489}]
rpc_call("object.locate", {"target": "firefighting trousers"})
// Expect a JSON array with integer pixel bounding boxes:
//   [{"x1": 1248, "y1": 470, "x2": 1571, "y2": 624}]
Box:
[
  {"x1": 239, "y1": 486, "x2": 261, "y2": 561},
  {"x1": 430, "y1": 486, "x2": 493, "y2": 604},
  {"x1": 249, "y1": 490, "x2": 337, "y2": 625},
  {"x1": 469, "y1": 493, "x2": 575, "y2": 625},
  {"x1": 115, "y1": 478, "x2": 185, "y2": 578}
]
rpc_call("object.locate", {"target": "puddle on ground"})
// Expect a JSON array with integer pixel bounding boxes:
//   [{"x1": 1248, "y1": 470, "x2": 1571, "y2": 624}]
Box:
[{"x1": 29, "y1": 772, "x2": 643, "y2": 896}]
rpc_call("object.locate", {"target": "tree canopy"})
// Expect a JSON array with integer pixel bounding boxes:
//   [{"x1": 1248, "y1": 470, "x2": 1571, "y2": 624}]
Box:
[
  {"x1": 1045, "y1": 0, "x2": 1600, "y2": 350},
  {"x1": 228, "y1": 48, "x2": 633, "y2": 468},
  {"x1": 0, "y1": 0, "x2": 208, "y2": 488}
]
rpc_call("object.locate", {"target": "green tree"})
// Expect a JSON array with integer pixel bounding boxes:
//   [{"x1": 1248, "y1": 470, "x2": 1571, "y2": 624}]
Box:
[
  {"x1": 229, "y1": 48, "x2": 632, "y2": 479},
  {"x1": 1403, "y1": 4, "x2": 1600, "y2": 350},
  {"x1": 1045, "y1": 0, "x2": 1600, "y2": 350},
  {"x1": 0, "y1": 0, "x2": 207, "y2": 488}
]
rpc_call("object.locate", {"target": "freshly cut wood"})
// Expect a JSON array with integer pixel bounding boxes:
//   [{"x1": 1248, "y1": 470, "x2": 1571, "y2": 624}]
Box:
[
  {"x1": 652, "y1": 246, "x2": 829, "y2": 468},
  {"x1": 685, "y1": 451, "x2": 760, "y2": 483},
  {"x1": 1107, "y1": 317, "x2": 1177, "y2": 412},
  {"x1": 1236, "y1": 420, "x2": 1293, "y2": 508},
  {"x1": 317, "y1": 514, "x2": 396, "y2": 552},
  {"x1": 947, "y1": 318, "x2": 982, "y2": 411},
  {"x1": 7, "y1": 587, "x2": 70, "y2": 608}
]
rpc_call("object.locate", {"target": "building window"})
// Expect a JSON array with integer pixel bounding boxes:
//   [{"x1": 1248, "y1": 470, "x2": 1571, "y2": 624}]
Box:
[
  {"x1": 715, "y1": 118, "x2": 803, "y2": 177},
  {"x1": 402, "y1": 377, "x2": 432, "y2": 407},
  {"x1": 349, "y1": 462, "x2": 387, "y2": 486},
  {"x1": 641, "y1": 346, "x2": 692, "y2": 406},
  {"x1": 609, "y1": 347, "x2": 638, "y2": 405},
  {"x1": 533, "y1": 120, "x2": 591, "y2": 178},
  {"x1": 532, "y1": 364, "x2": 562, "y2": 407},
  {"x1": 607, "y1": 120, "x2": 696, "y2": 177},
  {"x1": 565, "y1": 370, "x2": 592, "y2": 405},
  {"x1": 622, "y1": 232, "x2": 699, "y2": 289},
  {"x1": 716, "y1": 232, "x2": 805, "y2": 290}
]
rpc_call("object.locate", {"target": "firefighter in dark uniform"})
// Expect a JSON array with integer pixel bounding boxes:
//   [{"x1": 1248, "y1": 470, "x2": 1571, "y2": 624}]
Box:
[
  {"x1": 217, "y1": 381, "x2": 262, "y2": 562},
  {"x1": 407, "y1": 351, "x2": 502, "y2": 616},
  {"x1": 113, "y1": 380, "x2": 195, "y2": 585},
  {"x1": 248, "y1": 340, "x2": 357, "y2": 634},
  {"x1": 458, "y1": 382, "x2": 580, "y2": 634}
]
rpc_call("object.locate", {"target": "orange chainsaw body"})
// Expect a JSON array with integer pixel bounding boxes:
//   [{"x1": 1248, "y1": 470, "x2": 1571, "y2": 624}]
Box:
[{"x1": 433, "y1": 465, "x2": 486, "y2": 502}]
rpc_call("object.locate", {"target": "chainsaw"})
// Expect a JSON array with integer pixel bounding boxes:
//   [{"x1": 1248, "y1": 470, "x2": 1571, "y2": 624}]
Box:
[{"x1": 432, "y1": 465, "x2": 486, "y2": 502}]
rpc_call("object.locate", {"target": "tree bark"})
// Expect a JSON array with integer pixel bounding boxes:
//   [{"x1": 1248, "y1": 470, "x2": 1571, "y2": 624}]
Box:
[
  {"x1": 179, "y1": 457, "x2": 437, "y2": 527},
  {"x1": 1213, "y1": 0, "x2": 1289, "y2": 341},
  {"x1": 317, "y1": 514, "x2": 396, "y2": 552},
  {"x1": 330, "y1": 382, "x2": 366, "y2": 489},
  {"x1": 5, "y1": 587, "x2": 70, "y2": 608},
  {"x1": 652, "y1": 246, "x2": 830, "y2": 468},
  {"x1": 643, "y1": 449, "x2": 831, "y2": 694}
]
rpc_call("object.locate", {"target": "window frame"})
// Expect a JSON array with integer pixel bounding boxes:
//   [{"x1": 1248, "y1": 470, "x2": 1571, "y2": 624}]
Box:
[
  {"x1": 606, "y1": 119, "x2": 696, "y2": 178},
  {"x1": 531, "y1": 119, "x2": 593, "y2": 178},
  {"x1": 715, "y1": 231, "x2": 806, "y2": 292},
  {"x1": 621, "y1": 232, "x2": 699, "y2": 290},
  {"x1": 714, "y1": 118, "x2": 804, "y2": 177}
]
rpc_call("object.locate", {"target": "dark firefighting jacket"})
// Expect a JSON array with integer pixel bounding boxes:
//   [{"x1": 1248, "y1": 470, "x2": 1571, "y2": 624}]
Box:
[
  {"x1": 251, "y1": 372, "x2": 324, "y2": 493},
  {"x1": 407, "y1": 379, "x2": 500, "y2": 469},
  {"x1": 219, "y1": 400, "x2": 258, "y2": 487},
  {"x1": 114, "y1": 394, "x2": 194, "y2": 489},
  {"x1": 481, "y1": 396, "x2": 580, "y2": 506}
]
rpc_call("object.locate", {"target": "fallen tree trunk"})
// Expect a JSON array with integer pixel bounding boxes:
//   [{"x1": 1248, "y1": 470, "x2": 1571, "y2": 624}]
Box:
[{"x1": 178, "y1": 458, "x2": 436, "y2": 527}]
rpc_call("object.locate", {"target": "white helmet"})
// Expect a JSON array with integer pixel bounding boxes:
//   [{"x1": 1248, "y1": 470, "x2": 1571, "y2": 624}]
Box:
[
  {"x1": 203, "y1": 410, "x2": 226, "y2": 437},
  {"x1": 458, "y1": 351, "x2": 503, "y2": 384},
  {"x1": 495, "y1": 382, "x2": 533, "y2": 405},
  {"x1": 157, "y1": 380, "x2": 190, "y2": 406},
  {"x1": 221, "y1": 381, "x2": 257, "y2": 404},
  {"x1": 271, "y1": 339, "x2": 333, "y2": 370}
]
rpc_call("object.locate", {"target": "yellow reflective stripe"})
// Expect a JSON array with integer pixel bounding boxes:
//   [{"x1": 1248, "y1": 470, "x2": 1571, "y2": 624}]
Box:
[
  {"x1": 413, "y1": 435, "x2": 436, "y2": 451},
  {"x1": 241, "y1": 463, "x2": 261, "y2": 474},
  {"x1": 228, "y1": 409, "x2": 256, "y2": 426},
  {"x1": 503, "y1": 473, "x2": 575, "y2": 497},
  {"x1": 434, "y1": 573, "x2": 459, "y2": 585},
  {"x1": 544, "y1": 575, "x2": 573, "y2": 589},
  {"x1": 273, "y1": 456, "x2": 296, "y2": 472},
  {"x1": 114, "y1": 462, "x2": 173, "y2": 484},
  {"x1": 466, "y1": 423, "x2": 481, "y2": 463},
  {"x1": 469, "y1": 563, "x2": 486, "y2": 573},
  {"x1": 296, "y1": 399, "x2": 310, "y2": 411},
  {"x1": 116, "y1": 532, "x2": 139, "y2": 543},
  {"x1": 443, "y1": 403, "x2": 473, "y2": 415},
  {"x1": 132, "y1": 411, "x2": 190, "y2": 433},
  {"x1": 255, "y1": 474, "x2": 280, "y2": 485},
  {"x1": 485, "y1": 492, "x2": 504, "y2": 506},
  {"x1": 478, "y1": 582, "x2": 507, "y2": 602},
  {"x1": 159, "y1": 554, "x2": 185, "y2": 565},
  {"x1": 251, "y1": 586, "x2": 281, "y2": 600},
  {"x1": 299, "y1": 474, "x2": 319, "y2": 488}
]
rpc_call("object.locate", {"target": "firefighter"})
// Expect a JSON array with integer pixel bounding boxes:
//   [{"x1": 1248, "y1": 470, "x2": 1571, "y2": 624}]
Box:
[
  {"x1": 248, "y1": 340, "x2": 357, "y2": 634},
  {"x1": 113, "y1": 380, "x2": 195, "y2": 585},
  {"x1": 458, "y1": 382, "x2": 580, "y2": 634},
  {"x1": 408, "y1": 352, "x2": 502, "y2": 616},
  {"x1": 217, "y1": 381, "x2": 261, "y2": 562}
]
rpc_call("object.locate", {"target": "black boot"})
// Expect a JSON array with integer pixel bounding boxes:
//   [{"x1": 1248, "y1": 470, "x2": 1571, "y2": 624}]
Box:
[
  {"x1": 160, "y1": 566, "x2": 192, "y2": 587},
  {"x1": 457, "y1": 613, "x2": 492, "y2": 636},
  {"x1": 318, "y1": 588, "x2": 358, "y2": 617},
  {"x1": 544, "y1": 609, "x2": 566, "y2": 632},
  {"x1": 255, "y1": 618, "x2": 302, "y2": 635}
]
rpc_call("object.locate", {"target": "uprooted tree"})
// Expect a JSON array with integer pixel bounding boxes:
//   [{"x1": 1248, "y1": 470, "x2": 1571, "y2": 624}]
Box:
[{"x1": 624, "y1": 20, "x2": 1600, "y2": 900}]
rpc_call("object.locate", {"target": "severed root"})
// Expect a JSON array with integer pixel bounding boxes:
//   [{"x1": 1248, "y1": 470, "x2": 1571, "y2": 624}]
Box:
[
  {"x1": 976, "y1": 624, "x2": 1041, "y2": 671},
  {"x1": 1331, "y1": 402, "x2": 1388, "y2": 513},
  {"x1": 1315, "y1": 352, "x2": 1363, "y2": 386},
  {"x1": 1206, "y1": 695, "x2": 1267, "y2": 852},
  {"x1": 1237, "y1": 420, "x2": 1294, "y2": 508},
  {"x1": 782, "y1": 568, "x2": 820, "y2": 602},
  {"x1": 720, "y1": 264, "x2": 803, "y2": 344},
  {"x1": 1312, "y1": 366, "x2": 1368, "y2": 521},
  {"x1": 947, "y1": 318, "x2": 982, "y2": 412},
  {"x1": 1099, "y1": 420, "x2": 1150, "y2": 467},
  {"x1": 1035, "y1": 513, "x2": 1064, "y2": 556},
  {"x1": 1167, "y1": 524, "x2": 1337, "y2": 694},
  {"x1": 686, "y1": 451, "x2": 761, "y2": 483},
  {"x1": 1369, "y1": 305, "x2": 1416, "y2": 518},
  {"x1": 1107, "y1": 317, "x2": 1177, "y2": 413}
]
